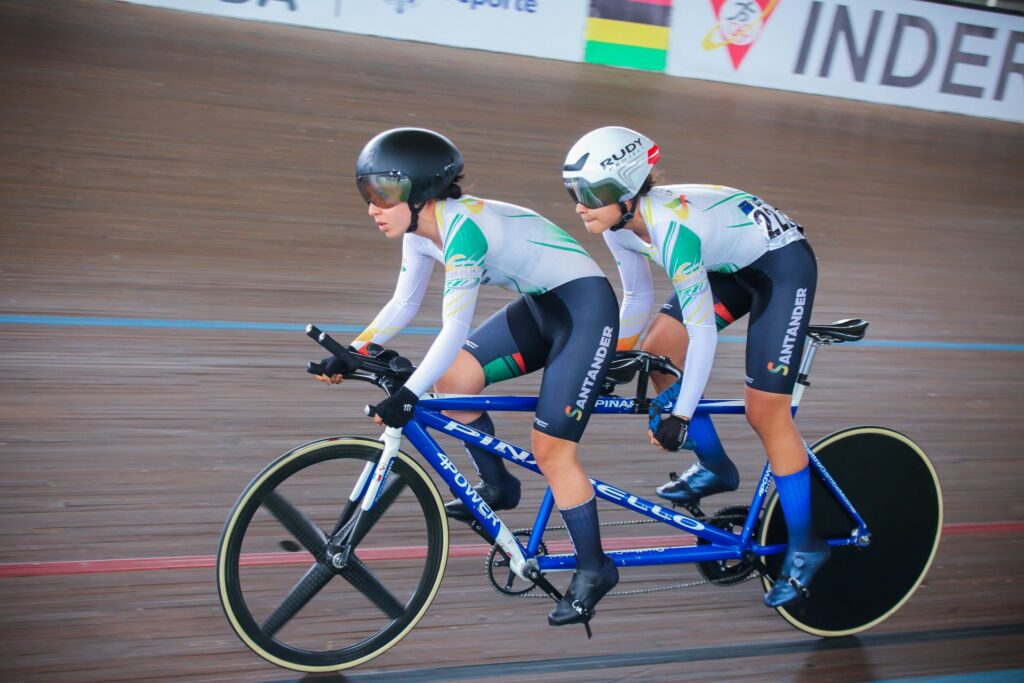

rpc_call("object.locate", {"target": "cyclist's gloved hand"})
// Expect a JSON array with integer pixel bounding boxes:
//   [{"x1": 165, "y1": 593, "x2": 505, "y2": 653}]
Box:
[
  {"x1": 648, "y1": 381, "x2": 681, "y2": 431},
  {"x1": 652, "y1": 415, "x2": 690, "y2": 452},
  {"x1": 370, "y1": 386, "x2": 419, "y2": 428},
  {"x1": 318, "y1": 347, "x2": 361, "y2": 383}
]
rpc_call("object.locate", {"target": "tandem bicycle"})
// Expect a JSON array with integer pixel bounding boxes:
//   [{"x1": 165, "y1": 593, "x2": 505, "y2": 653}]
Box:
[{"x1": 216, "y1": 317, "x2": 942, "y2": 672}]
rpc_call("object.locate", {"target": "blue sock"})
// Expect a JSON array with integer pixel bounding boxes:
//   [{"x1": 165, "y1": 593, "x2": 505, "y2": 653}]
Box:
[
  {"x1": 774, "y1": 465, "x2": 815, "y2": 550},
  {"x1": 463, "y1": 413, "x2": 516, "y2": 489},
  {"x1": 559, "y1": 496, "x2": 605, "y2": 572},
  {"x1": 689, "y1": 417, "x2": 739, "y2": 488}
]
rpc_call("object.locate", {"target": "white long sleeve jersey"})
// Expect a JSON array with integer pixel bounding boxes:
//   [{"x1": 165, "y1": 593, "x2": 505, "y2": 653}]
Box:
[
  {"x1": 605, "y1": 184, "x2": 805, "y2": 417},
  {"x1": 352, "y1": 195, "x2": 605, "y2": 396}
]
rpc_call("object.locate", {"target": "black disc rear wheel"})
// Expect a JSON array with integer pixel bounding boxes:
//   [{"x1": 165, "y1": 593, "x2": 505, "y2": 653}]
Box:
[{"x1": 759, "y1": 427, "x2": 942, "y2": 636}]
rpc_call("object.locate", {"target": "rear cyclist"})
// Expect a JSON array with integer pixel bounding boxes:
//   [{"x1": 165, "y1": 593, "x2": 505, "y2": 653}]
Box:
[
  {"x1": 319, "y1": 128, "x2": 620, "y2": 625},
  {"x1": 562, "y1": 126, "x2": 828, "y2": 608}
]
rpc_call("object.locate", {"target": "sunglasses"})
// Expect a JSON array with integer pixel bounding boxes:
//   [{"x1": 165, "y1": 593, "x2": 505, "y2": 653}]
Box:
[
  {"x1": 563, "y1": 176, "x2": 630, "y2": 209},
  {"x1": 357, "y1": 172, "x2": 412, "y2": 209}
]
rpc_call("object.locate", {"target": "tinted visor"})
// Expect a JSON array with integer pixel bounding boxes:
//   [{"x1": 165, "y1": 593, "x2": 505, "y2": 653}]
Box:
[
  {"x1": 563, "y1": 176, "x2": 629, "y2": 209},
  {"x1": 356, "y1": 172, "x2": 412, "y2": 208}
]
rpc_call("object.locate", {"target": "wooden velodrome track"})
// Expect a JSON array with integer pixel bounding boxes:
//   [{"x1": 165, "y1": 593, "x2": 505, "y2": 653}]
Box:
[{"x1": 2, "y1": 1, "x2": 1023, "y2": 681}]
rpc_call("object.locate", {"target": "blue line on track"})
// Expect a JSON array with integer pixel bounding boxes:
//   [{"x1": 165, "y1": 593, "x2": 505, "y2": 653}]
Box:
[
  {"x1": 875, "y1": 668, "x2": 1024, "y2": 683},
  {"x1": 1, "y1": 315, "x2": 1022, "y2": 352},
  {"x1": 0, "y1": 314, "x2": 433, "y2": 336}
]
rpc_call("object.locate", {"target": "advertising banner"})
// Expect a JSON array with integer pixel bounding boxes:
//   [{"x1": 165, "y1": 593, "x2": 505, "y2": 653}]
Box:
[
  {"x1": 666, "y1": 0, "x2": 1024, "y2": 122},
  {"x1": 340, "y1": 1, "x2": 588, "y2": 61},
  {"x1": 122, "y1": 0, "x2": 589, "y2": 62},
  {"x1": 124, "y1": 0, "x2": 340, "y2": 30}
]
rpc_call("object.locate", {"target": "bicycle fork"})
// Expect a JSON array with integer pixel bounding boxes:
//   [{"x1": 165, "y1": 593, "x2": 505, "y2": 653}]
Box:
[{"x1": 324, "y1": 428, "x2": 403, "y2": 569}]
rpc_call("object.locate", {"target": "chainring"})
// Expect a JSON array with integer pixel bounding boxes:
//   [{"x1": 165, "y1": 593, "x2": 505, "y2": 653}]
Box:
[
  {"x1": 696, "y1": 505, "x2": 763, "y2": 586},
  {"x1": 486, "y1": 530, "x2": 547, "y2": 597}
]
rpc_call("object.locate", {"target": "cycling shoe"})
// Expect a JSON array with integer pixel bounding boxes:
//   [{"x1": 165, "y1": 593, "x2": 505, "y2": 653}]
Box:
[
  {"x1": 547, "y1": 555, "x2": 619, "y2": 626},
  {"x1": 656, "y1": 463, "x2": 738, "y2": 504},
  {"x1": 444, "y1": 478, "x2": 521, "y2": 522},
  {"x1": 764, "y1": 541, "x2": 832, "y2": 608}
]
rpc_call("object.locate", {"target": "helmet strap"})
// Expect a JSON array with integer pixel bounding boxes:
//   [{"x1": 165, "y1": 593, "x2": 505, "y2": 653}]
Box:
[
  {"x1": 610, "y1": 198, "x2": 637, "y2": 232},
  {"x1": 406, "y1": 202, "x2": 424, "y2": 233}
]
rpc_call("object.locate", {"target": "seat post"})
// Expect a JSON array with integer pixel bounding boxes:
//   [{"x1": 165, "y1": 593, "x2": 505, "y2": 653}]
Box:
[{"x1": 791, "y1": 339, "x2": 823, "y2": 407}]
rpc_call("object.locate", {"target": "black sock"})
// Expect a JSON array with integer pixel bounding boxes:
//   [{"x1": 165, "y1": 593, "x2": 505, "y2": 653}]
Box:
[
  {"x1": 559, "y1": 496, "x2": 605, "y2": 572},
  {"x1": 463, "y1": 412, "x2": 515, "y2": 488}
]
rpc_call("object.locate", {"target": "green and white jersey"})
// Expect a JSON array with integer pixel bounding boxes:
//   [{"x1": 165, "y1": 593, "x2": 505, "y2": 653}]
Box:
[
  {"x1": 353, "y1": 195, "x2": 605, "y2": 396},
  {"x1": 605, "y1": 184, "x2": 805, "y2": 417}
]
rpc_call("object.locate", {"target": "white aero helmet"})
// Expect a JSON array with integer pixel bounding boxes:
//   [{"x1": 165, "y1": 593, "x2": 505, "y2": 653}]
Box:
[{"x1": 562, "y1": 126, "x2": 660, "y2": 209}]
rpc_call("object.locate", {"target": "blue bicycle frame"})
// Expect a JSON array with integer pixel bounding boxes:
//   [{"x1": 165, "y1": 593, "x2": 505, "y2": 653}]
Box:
[{"x1": 385, "y1": 384, "x2": 870, "y2": 578}]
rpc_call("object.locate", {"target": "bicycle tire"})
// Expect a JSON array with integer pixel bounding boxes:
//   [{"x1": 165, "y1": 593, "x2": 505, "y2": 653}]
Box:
[
  {"x1": 758, "y1": 426, "x2": 942, "y2": 637},
  {"x1": 217, "y1": 436, "x2": 449, "y2": 671}
]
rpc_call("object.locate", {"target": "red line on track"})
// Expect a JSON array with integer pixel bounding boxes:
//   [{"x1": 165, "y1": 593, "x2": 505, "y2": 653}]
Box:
[
  {"x1": 939, "y1": 520, "x2": 1024, "y2": 536},
  {"x1": 1, "y1": 520, "x2": 1020, "y2": 578}
]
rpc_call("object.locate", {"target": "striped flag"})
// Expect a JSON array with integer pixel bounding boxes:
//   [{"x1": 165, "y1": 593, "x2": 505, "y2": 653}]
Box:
[{"x1": 585, "y1": 0, "x2": 673, "y2": 72}]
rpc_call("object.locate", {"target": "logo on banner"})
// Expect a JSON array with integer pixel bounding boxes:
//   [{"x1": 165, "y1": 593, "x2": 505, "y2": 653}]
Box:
[
  {"x1": 384, "y1": 0, "x2": 422, "y2": 13},
  {"x1": 703, "y1": 0, "x2": 779, "y2": 70}
]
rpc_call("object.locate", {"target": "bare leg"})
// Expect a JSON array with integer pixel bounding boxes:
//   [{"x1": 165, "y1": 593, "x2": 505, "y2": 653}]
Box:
[
  {"x1": 534, "y1": 429, "x2": 618, "y2": 625},
  {"x1": 531, "y1": 430, "x2": 592, "y2": 507},
  {"x1": 434, "y1": 349, "x2": 486, "y2": 423},
  {"x1": 436, "y1": 351, "x2": 519, "y2": 516},
  {"x1": 744, "y1": 386, "x2": 806, "y2": 476},
  {"x1": 639, "y1": 314, "x2": 688, "y2": 393}
]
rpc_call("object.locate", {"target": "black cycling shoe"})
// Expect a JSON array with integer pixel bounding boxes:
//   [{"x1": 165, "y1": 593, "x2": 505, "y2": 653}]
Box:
[
  {"x1": 444, "y1": 478, "x2": 521, "y2": 522},
  {"x1": 655, "y1": 463, "x2": 738, "y2": 504},
  {"x1": 764, "y1": 541, "x2": 832, "y2": 608},
  {"x1": 547, "y1": 555, "x2": 619, "y2": 627}
]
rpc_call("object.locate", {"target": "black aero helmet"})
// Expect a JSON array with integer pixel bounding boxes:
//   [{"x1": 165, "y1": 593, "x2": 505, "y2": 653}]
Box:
[{"x1": 356, "y1": 128, "x2": 463, "y2": 232}]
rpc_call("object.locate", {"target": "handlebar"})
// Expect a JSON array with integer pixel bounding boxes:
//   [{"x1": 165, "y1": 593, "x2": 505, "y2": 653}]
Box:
[
  {"x1": 601, "y1": 350, "x2": 682, "y2": 410},
  {"x1": 604, "y1": 350, "x2": 681, "y2": 383},
  {"x1": 305, "y1": 324, "x2": 415, "y2": 397},
  {"x1": 305, "y1": 323, "x2": 680, "y2": 414}
]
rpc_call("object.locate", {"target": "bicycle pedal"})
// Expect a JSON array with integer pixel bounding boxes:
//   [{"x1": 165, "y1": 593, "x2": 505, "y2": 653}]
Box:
[
  {"x1": 279, "y1": 540, "x2": 301, "y2": 552},
  {"x1": 668, "y1": 500, "x2": 706, "y2": 518}
]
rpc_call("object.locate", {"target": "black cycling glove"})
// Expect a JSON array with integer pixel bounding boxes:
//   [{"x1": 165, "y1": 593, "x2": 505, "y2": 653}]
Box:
[
  {"x1": 653, "y1": 415, "x2": 690, "y2": 452},
  {"x1": 320, "y1": 347, "x2": 361, "y2": 377},
  {"x1": 370, "y1": 386, "x2": 419, "y2": 428}
]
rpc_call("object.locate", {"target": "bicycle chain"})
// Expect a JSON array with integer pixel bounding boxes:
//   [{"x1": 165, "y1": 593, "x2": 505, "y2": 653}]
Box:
[{"x1": 485, "y1": 518, "x2": 760, "y2": 599}]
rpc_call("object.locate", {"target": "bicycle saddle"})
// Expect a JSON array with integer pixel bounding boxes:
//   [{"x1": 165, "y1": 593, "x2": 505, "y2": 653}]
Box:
[{"x1": 806, "y1": 318, "x2": 868, "y2": 344}]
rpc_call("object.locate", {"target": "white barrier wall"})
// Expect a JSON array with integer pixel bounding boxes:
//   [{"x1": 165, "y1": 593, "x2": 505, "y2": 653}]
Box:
[
  {"x1": 119, "y1": 0, "x2": 1023, "y2": 122},
  {"x1": 667, "y1": 0, "x2": 1024, "y2": 123},
  {"x1": 341, "y1": 1, "x2": 588, "y2": 61},
  {"x1": 124, "y1": 0, "x2": 589, "y2": 62}
]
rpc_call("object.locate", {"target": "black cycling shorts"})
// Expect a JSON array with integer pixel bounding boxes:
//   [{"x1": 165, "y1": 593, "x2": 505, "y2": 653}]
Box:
[
  {"x1": 463, "y1": 276, "x2": 619, "y2": 442},
  {"x1": 658, "y1": 239, "x2": 817, "y2": 395}
]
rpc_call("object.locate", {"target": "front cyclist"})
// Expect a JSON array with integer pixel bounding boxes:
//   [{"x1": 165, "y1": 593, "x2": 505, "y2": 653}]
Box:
[
  {"x1": 319, "y1": 128, "x2": 619, "y2": 625},
  {"x1": 562, "y1": 126, "x2": 828, "y2": 608}
]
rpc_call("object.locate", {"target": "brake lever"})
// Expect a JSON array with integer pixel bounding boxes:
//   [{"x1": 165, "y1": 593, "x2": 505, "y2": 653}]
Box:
[{"x1": 648, "y1": 355, "x2": 683, "y2": 379}]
